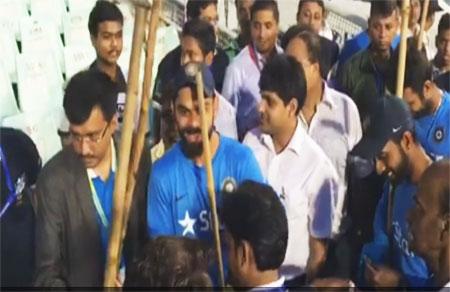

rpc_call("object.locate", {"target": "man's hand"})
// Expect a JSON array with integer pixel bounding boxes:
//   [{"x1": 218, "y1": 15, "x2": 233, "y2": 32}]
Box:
[{"x1": 365, "y1": 260, "x2": 401, "y2": 288}]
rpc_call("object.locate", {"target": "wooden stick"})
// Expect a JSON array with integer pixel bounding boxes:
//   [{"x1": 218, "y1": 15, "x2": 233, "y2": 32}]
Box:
[
  {"x1": 396, "y1": 0, "x2": 411, "y2": 98},
  {"x1": 119, "y1": 0, "x2": 162, "y2": 256},
  {"x1": 417, "y1": 0, "x2": 430, "y2": 50},
  {"x1": 103, "y1": 6, "x2": 148, "y2": 287},
  {"x1": 189, "y1": 63, "x2": 225, "y2": 287}
]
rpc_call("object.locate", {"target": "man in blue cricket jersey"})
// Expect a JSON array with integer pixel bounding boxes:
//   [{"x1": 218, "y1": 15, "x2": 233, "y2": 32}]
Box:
[
  {"x1": 147, "y1": 63, "x2": 263, "y2": 243},
  {"x1": 389, "y1": 46, "x2": 450, "y2": 160},
  {"x1": 351, "y1": 96, "x2": 433, "y2": 288}
]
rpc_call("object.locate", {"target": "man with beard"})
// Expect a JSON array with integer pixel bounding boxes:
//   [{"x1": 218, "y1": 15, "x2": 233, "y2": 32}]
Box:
[
  {"x1": 351, "y1": 96, "x2": 433, "y2": 288},
  {"x1": 146, "y1": 65, "x2": 263, "y2": 268},
  {"x1": 88, "y1": 1, "x2": 126, "y2": 125},
  {"x1": 408, "y1": 159, "x2": 450, "y2": 290},
  {"x1": 389, "y1": 45, "x2": 450, "y2": 161},
  {"x1": 222, "y1": 0, "x2": 282, "y2": 140},
  {"x1": 34, "y1": 71, "x2": 148, "y2": 287}
]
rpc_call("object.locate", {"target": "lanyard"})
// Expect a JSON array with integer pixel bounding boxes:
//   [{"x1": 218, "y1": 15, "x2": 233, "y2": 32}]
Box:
[
  {"x1": 248, "y1": 44, "x2": 262, "y2": 72},
  {"x1": 87, "y1": 177, "x2": 109, "y2": 228}
]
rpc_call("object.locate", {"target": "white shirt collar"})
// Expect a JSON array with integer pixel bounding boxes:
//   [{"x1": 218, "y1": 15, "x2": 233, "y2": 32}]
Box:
[
  {"x1": 251, "y1": 43, "x2": 283, "y2": 68},
  {"x1": 260, "y1": 119, "x2": 304, "y2": 156},
  {"x1": 250, "y1": 276, "x2": 285, "y2": 291},
  {"x1": 321, "y1": 81, "x2": 335, "y2": 109},
  {"x1": 87, "y1": 139, "x2": 116, "y2": 179}
]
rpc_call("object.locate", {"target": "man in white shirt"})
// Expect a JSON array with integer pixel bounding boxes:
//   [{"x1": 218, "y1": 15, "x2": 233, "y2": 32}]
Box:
[
  {"x1": 243, "y1": 54, "x2": 340, "y2": 286},
  {"x1": 222, "y1": 181, "x2": 288, "y2": 290},
  {"x1": 179, "y1": 19, "x2": 237, "y2": 140},
  {"x1": 285, "y1": 29, "x2": 362, "y2": 235},
  {"x1": 222, "y1": 0, "x2": 282, "y2": 140}
]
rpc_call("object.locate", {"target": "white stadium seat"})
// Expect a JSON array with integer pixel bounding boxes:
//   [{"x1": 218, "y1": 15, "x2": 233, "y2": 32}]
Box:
[
  {"x1": 16, "y1": 52, "x2": 64, "y2": 113},
  {"x1": 0, "y1": 0, "x2": 29, "y2": 40},
  {"x1": 0, "y1": 61, "x2": 19, "y2": 122},
  {"x1": 0, "y1": 27, "x2": 19, "y2": 83},
  {"x1": 63, "y1": 10, "x2": 91, "y2": 47},
  {"x1": 64, "y1": 45, "x2": 96, "y2": 81},
  {"x1": 1, "y1": 108, "x2": 62, "y2": 164},
  {"x1": 20, "y1": 17, "x2": 65, "y2": 73},
  {"x1": 67, "y1": 0, "x2": 96, "y2": 13},
  {"x1": 30, "y1": 0, "x2": 67, "y2": 34}
]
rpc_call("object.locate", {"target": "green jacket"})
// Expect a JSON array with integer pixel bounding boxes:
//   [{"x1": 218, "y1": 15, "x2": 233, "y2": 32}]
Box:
[{"x1": 337, "y1": 49, "x2": 389, "y2": 128}]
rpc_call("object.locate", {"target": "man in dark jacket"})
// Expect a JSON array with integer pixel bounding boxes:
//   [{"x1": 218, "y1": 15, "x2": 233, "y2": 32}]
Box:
[{"x1": 33, "y1": 71, "x2": 149, "y2": 287}]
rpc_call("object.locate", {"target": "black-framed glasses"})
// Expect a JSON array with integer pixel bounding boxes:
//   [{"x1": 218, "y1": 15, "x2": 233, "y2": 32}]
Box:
[{"x1": 70, "y1": 122, "x2": 110, "y2": 144}]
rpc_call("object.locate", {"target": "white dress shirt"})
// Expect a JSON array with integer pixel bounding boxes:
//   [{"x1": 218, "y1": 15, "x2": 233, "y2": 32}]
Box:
[
  {"x1": 215, "y1": 91, "x2": 238, "y2": 140},
  {"x1": 250, "y1": 276, "x2": 285, "y2": 291},
  {"x1": 222, "y1": 44, "x2": 283, "y2": 138},
  {"x1": 299, "y1": 82, "x2": 362, "y2": 234},
  {"x1": 243, "y1": 121, "x2": 340, "y2": 279}
]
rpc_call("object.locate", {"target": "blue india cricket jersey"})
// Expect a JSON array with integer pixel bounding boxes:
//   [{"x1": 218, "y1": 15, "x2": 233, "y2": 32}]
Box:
[
  {"x1": 147, "y1": 135, "x2": 264, "y2": 241},
  {"x1": 415, "y1": 92, "x2": 450, "y2": 160}
]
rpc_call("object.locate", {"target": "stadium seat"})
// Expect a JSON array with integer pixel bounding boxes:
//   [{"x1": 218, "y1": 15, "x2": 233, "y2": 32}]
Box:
[
  {"x1": 1, "y1": 108, "x2": 62, "y2": 164},
  {"x1": 20, "y1": 16, "x2": 65, "y2": 73},
  {"x1": 30, "y1": 0, "x2": 67, "y2": 34},
  {"x1": 64, "y1": 45, "x2": 96, "y2": 81},
  {"x1": 16, "y1": 51, "x2": 64, "y2": 113},
  {"x1": 0, "y1": 27, "x2": 19, "y2": 83},
  {"x1": 0, "y1": 0, "x2": 29, "y2": 41},
  {"x1": 63, "y1": 10, "x2": 91, "y2": 47},
  {"x1": 0, "y1": 61, "x2": 20, "y2": 122},
  {"x1": 67, "y1": 0, "x2": 96, "y2": 14}
]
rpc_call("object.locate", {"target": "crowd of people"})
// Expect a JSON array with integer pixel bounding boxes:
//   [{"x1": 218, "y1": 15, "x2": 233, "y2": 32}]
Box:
[{"x1": 1, "y1": 0, "x2": 449, "y2": 289}]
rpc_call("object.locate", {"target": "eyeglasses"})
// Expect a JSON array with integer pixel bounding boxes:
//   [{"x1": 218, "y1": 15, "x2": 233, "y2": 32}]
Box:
[{"x1": 70, "y1": 122, "x2": 110, "y2": 144}]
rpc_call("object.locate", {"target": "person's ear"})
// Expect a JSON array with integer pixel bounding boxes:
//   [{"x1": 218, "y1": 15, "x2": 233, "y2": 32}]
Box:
[
  {"x1": 205, "y1": 51, "x2": 214, "y2": 66},
  {"x1": 241, "y1": 240, "x2": 253, "y2": 269},
  {"x1": 110, "y1": 114, "x2": 119, "y2": 133},
  {"x1": 288, "y1": 98, "x2": 299, "y2": 117},
  {"x1": 401, "y1": 131, "x2": 414, "y2": 152},
  {"x1": 423, "y1": 80, "x2": 433, "y2": 99},
  {"x1": 90, "y1": 34, "x2": 97, "y2": 48}
]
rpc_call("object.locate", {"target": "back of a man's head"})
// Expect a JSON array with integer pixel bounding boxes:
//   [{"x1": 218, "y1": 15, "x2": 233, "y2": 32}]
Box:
[
  {"x1": 250, "y1": 0, "x2": 279, "y2": 23},
  {"x1": 125, "y1": 236, "x2": 211, "y2": 287},
  {"x1": 63, "y1": 71, "x2": 117, "y2": 125},
  {"x1": 222, "y1": 180, "x2": 288, "y2": 272},
  {"x1": 388, "y1": 43, "x2": 432, "y2": 94},
  {"x1": 88, "y1": 0, "x2": 124, "y2": 37},
  {"x1": 182, "y1": 19, "x2": 216, "y2": 56},
  {"x1": 186, "y1": 0, "x2": 218, "y2": 20}
]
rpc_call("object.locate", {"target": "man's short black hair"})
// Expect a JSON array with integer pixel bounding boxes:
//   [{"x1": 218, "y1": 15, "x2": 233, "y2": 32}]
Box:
[
  {"x1": 222, "y1": 180, "x2": 288, "y2": 271},
  {"x1": 250, "y1": 0, "x2": 279, "y2": 23},
  {"x1": 182, "y1": 19, "x2": 216, "y2": 56},
  {"x1": 369, "y1": 0, "x2": 398, "y2": 19},
  {"x1": 259, "y1": 54, "x2": 307, "y2": 114},
  {"x1": 63, "y1": 71, "x2": 118, "y2": 125},
  {"x1": 297, "y1": 0, "x2": 325, "y2": 16},
  {"x1": 88, "y1": 0, "x2": 124, "y2": 37},
  {"x1": 438, "y1": 13, "x2": 450, "y2": 36},
  {"x1": 186, "y1": 0, "x2": 218, "y2": 20},
  {"x1": 282, "y1": 25, "x2": 322, "y2": 74},
  {"x1": 125, "y1": 237, "x2": 211, "y2": 287},
  {"x1": 388, "y1": 43, "x2": 432, "y2": 95}
]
